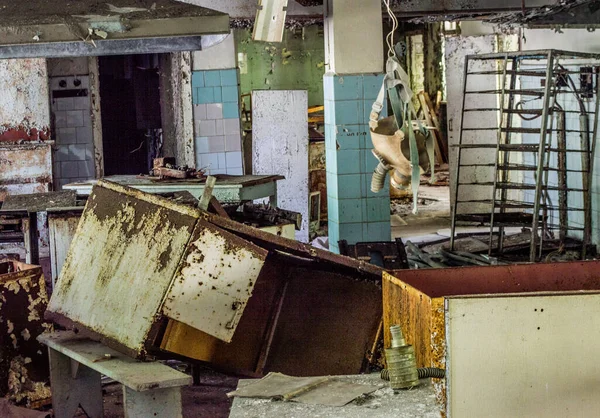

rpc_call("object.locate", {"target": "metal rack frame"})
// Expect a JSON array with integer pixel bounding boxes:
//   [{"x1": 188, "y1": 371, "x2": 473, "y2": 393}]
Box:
[{"x1": 451, "y1": 49, "x2": 600, "y2": 261}]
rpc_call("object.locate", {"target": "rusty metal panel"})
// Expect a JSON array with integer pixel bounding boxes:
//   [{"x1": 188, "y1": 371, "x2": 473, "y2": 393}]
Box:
[
  {"x1": 46, "y1": 181, "x2": 199, "y2": 357},
  {"x1": 158, "y1": 255, "x2": 383, "y2": 378},
  {"x1": 385, "y1": 260, "x2": 600, "y2": 363},
  {"x1": 0, "y1": 260, "x2": 51, "y2": 406},
  {"x1": 0, "y1": 144, "x2": 52, "y2": 202},
  {"x1": 384, "y1": 260, "x2": 600, "y2": 415},
  {"x1": 162, "y1": 219, "x2": 267, "y2": 343},
  {"x1": 158, "y1": 255, "x2": 289, "y2": 374}
]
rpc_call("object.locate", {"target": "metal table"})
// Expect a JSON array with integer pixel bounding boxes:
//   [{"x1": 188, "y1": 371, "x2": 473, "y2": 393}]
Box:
[{"x1": 63, "y1": 174, "x2": 285, "y2": 205}]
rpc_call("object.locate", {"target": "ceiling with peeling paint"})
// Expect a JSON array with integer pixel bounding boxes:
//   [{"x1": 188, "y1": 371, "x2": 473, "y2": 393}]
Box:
[{"x1": 0, "y1": 0, "x2": 224, "y2": 26}]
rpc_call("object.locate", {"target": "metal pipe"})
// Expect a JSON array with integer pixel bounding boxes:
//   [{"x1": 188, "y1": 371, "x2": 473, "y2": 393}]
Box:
[
  {"x1": 557, "y1": 111, "x2": 568, "y2": 242},
  {"x1": 580, "y1": 112, "x2": 591, "y2": 258},
  {"x1": 530, "y1": 51, "x2": 555, "y2": 262},
  {"x1": 381, "y1": 367, "x2": 446, "y2": 380},
  {"x1": 450, "y1": 56, "x2": 471, "y2": 250}
]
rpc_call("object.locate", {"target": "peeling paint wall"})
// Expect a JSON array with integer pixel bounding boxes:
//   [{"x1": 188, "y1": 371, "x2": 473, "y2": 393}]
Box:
[
  {"x1": 0, "y1": 59, "x2": 50, "y2": 141},
  {"x1": 235, "y1": 26, "x2": 325, "y2": 107},
  {"x1": 0, "y1": 58, "x2": 52, "y2": 200},
  {"x1": 252, "y1": 90, "x2": 310, "y2": 242}
]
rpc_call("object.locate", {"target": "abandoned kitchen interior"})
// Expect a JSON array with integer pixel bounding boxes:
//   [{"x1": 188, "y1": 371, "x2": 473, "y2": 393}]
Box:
[{"x1": 1, "y1": 0, "x2": 600, "y2": 417}]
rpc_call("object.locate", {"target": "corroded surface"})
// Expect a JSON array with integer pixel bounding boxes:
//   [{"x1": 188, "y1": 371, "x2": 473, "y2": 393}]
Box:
[
  {"x1": 0, "y1": 260, "x2": 51, "y2": 406},
  {"x1": 0, "y1": 144, "x2": 52, "y2": 202},
  {"x1": 383, "y1": 272, "x2": 445, "y2": 416},
  {"x1": 160, "y1": 252, "x2": 383, "y2": 378},
  {"x1": 47, "y1": 181, "x2": 198, "y2": 357},
  {"x1": 162, "y1": 219, "x2": 267, "y2": 343}
]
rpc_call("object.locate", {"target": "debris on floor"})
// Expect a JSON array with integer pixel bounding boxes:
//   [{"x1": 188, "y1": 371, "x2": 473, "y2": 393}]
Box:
[
  {"x1": 148, "y1": 157, "x2": 206, "y2": 180},
  {"x1": 1, "y1": 191, "x2": 77, "y2": 213},
  {"x1": 0, "y1": 397, "x2": 50, "y2": 418},
  {"x1": 234, "y1": 203, "x2": 302, "y2": 231},
  {"x1": 227, "y1": 372, "x2": 382, "y2": 407},
  {"x1": 406, "y1": 241, "x2": 500, "y2": 269},
  {"x1": 339, "y1": 239, "x2": 409, "y2": 270},
  {"x1": 229, "y1": 374, "x2": 440, "y2": 418}
]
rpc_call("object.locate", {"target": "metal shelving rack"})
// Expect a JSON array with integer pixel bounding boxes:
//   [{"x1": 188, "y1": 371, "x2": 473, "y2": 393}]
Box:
[{"x1": 451, "y1": 50, "x2": 600, "y2": 262}]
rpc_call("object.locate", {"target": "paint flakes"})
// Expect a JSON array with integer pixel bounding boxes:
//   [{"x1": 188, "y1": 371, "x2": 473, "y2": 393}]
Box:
[{"x1": 21, "y1": 329, "x2": 30, "y2": 341}]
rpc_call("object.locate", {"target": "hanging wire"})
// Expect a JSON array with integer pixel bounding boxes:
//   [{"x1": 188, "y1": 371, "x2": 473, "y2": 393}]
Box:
[{"x1": 383, "y1": 0, "x2": 399, "y2": 58}]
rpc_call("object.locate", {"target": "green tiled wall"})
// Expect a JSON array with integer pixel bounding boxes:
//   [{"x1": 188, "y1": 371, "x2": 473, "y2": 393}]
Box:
[{"x1": 325, "y1": 73, "x2": 391, "y2": 253}]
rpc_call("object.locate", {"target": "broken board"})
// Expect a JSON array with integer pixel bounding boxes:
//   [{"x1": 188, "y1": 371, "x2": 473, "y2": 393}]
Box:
[{"x1": 46, "y1": 180, "x2": 266, "y2": 357}]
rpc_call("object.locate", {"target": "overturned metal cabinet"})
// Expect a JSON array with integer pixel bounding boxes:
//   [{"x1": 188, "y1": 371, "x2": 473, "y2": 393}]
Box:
[
  {"x1": 0, "y1": 260, "x2": 51, "y2": 406},
  {"x1": 47, "y1": 180, "x2": 383, "y2": 376},
  {"x1": 384, "y1": 261, "x2": 600, "y2": 417},
  {"x1": 46, "y1": 181, "x2": 267, "y2": 357},
  {"x1": 158, "y1": 212, "x2": 384, "y2": 377}
]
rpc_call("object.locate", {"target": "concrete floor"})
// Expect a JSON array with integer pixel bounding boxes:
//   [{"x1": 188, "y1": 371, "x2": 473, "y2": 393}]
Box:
[
  {"x1": 230, "y1": 375, "x2": 440, "y2": 418},
  {"x1": 391, "y1": 183, "x2": 451, "y2": 242}
]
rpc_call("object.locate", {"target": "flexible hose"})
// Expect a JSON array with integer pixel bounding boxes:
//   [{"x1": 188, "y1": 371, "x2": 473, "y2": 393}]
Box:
[
  {"x1": 381, "y1": 367, "x2": 446, "y2": 380},
  {"x1": 371, "y1": 162, "x2": 389, "y2": 193}
]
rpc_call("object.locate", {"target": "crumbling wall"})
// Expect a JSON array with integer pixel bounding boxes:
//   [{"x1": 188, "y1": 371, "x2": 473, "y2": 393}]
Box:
[
  {"x1": 423, "y1": 23, "x2": 444, "y2": 100},
  {"x1": 235, "y1": 26, "x2": 325, "y2": 107},
  {"x1": 192, "y1": 35, "x2": 244, "y2": 175},
  {"x1": 0, "y1": 59, "x2": 50, "y2": 142},
  {"x1": 0, "y1": 58, "x2": 52, "y2": 199}
]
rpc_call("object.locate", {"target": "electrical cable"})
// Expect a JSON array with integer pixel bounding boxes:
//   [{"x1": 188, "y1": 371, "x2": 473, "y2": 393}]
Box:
[{"x1": 383, "y1": 0, "x2": 399, "y2": 58}]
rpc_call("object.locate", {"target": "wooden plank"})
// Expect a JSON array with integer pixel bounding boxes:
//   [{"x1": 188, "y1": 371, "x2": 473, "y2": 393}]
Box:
[
  {"x1": 48, "y1": 347, "x2": 102, "y2": 418},
  {"x1": 418, "y1": 92, "x2": 444, "y2": 165},
  {"x1": 198, "y1": 175, "x2": 216, "y2": 211},
  {"x1": 424, "y1": 92, "x2": 448, "y2": 163},
  {"x1": 39, "y1": 331, "x2": 192, "y2": 392},
  {"x1": 208, "y1": 196, "x2": 230, "y2": 219}
]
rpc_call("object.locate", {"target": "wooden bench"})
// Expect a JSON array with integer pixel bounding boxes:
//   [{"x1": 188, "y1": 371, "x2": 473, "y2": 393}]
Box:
[{"x1": 38, "y1": 331, "x2": 192, "y2": 418}]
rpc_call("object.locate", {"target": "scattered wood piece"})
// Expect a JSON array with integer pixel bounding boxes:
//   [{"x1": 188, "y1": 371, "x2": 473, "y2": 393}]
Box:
[
  {"x1": 418, "y1": 92, "x2": 444, "y2": 165},
  {"x1": 243, "y1": 204, "x2": 302, "y2": 230},
  {"x1": 198, "y1": 176, "x2": 217, "y2": 211},
  {"x1": 423, "y1": 92, "x2": 448, "y2": 163},
  {"x1": 208, "y1": 196, "x2": 230, "y2": 219}
]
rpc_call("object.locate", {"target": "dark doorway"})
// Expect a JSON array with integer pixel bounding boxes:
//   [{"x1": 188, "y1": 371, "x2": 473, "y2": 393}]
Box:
[{"x1": 99, "y1": 54, "x2": 164, "y2": 175}]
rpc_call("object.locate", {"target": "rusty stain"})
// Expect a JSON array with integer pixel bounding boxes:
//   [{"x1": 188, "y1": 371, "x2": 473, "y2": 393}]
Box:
[{"x1": 0, "y1": 125, "x2": 50, "y2": 142}]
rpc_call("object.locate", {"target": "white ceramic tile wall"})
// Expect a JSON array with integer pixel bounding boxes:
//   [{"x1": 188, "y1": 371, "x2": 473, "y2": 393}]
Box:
[
  {"x1": 51, "y1": 75, "x2": 95, "y2": 189},
  {"x1": 194, "y1": 103, "x2": 243, "y2": 175}
]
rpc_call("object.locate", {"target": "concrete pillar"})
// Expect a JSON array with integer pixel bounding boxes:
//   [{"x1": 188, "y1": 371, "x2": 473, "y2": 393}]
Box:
[
  {"x1": 324, "y1": 0, "x2": 390, "y2": 253},
  {"x1": 191, "y1": 33, "x2": 244, "y2": 175}
]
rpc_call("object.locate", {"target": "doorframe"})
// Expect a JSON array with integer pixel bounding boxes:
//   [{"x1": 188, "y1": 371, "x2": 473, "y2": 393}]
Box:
[{"x1": 88, "y1": 52, "x2": 196, "y2": 178}]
